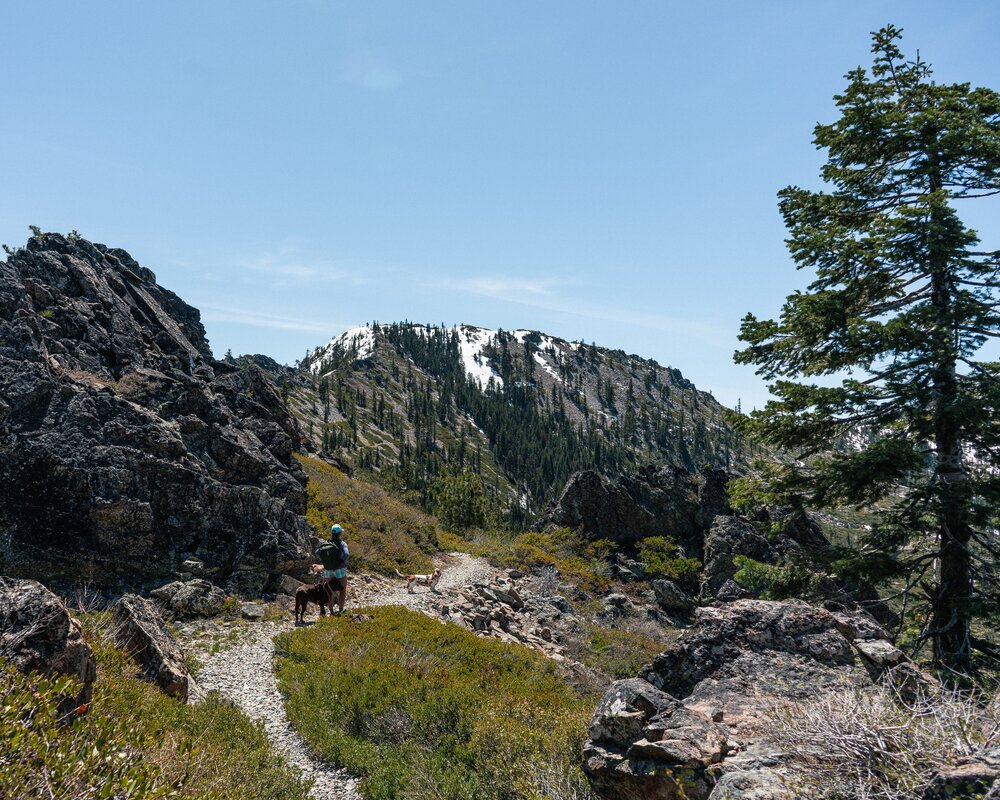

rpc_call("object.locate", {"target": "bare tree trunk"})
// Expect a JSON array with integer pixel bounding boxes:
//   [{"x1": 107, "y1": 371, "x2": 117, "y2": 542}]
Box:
[{"x1": 928, "y1": 180, "x2": 973, "y2": 673}]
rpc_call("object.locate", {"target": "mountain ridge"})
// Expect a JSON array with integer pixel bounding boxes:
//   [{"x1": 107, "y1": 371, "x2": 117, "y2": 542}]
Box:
[{"x1": 268, "y1": 321, "x2": 756, "y2": 521}]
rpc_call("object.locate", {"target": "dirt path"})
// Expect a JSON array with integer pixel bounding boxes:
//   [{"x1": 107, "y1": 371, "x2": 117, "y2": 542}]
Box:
[{"x1": 192, "y1": 552, "x2": 494, "y2": 800}]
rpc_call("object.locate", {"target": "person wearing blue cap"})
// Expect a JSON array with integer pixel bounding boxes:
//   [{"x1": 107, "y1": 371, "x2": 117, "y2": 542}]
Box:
[{"x1": 314, "y1": 523, "x2": 349, "y2": 613}]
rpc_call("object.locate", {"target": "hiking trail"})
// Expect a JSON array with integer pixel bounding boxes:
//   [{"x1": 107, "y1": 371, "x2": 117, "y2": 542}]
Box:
[{"x1": 191, "y1": 552, "x2": 494, "y2": 800}]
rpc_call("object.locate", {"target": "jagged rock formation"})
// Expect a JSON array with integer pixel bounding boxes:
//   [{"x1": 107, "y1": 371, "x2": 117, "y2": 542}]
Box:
[
  {"x1": 538, "y1": 466, "x2": 891, "y2": 622},
  {"x1": 114, "y1": 593, "x2": 191, "y2": 700},
  {"x1": 583, "y1": 599, "x2": 922, "y2": 800},
  {"x1": 0, "y1": 577, "x2": 97, "y2": 704},
  {"x1": 536, "y1": 466, "x2": 731, "y2": 550},
  {"x1": 0, "y1": 233, "x2": 313, "y2": 593}
]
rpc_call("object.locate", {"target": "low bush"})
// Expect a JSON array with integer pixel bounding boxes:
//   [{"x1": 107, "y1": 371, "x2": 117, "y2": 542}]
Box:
[
  {"x1": 770, "y1": 677, "x2": 1000, "y2": 799},
  {"x1": 275, "y1": 605, "x2": 596, "y2": 800},
  {"x1": 1, "y1": 615, "x2": 311, "y2": 800},
  {"x1": 297, "y1": 454, "x2": 439, "y2": 574},
  {"x1": 0, "y1": 661, "x2": 164, "y2": 800},
  {"x1": 637, "y1": 536, "x2": 701, "y2": 590},
  {"x1": 571, "y1": 623, "x2": 665, "y2": 679},
  {"x1": 732, "y1": 554, "x2": 819, "y2": 600},
  {"x1": 459, "y1": 527, "x2": 611, "y2": 593}
]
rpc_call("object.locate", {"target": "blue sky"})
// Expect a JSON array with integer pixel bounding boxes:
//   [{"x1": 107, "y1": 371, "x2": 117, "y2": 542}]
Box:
[{"x1": 3, "y1": 1, "x2": 998, "y2": 409}]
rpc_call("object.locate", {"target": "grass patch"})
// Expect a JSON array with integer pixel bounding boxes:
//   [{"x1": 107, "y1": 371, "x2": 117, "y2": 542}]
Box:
[
  {"x1": 275, "y1": 605, "x2": 596, "y2": 800},
  {"x1": 571, "y1": 623, "x2": 666, "y2": 679},
  {"x1": 297, "y1": 454, "x2": 440, "y2": 575},
  {"x1": 1, "y1": 614, "x2": 311, "y2": 800},
  {"x1": 460, "y1": 527, "x2": 612, "y2": 594}
]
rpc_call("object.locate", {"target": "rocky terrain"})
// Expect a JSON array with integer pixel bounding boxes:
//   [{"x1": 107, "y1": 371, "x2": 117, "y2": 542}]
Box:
[
  {"x1": 536, "y1": 465, "x2": 731, "y2": 550},
  {"x1": 582, "y1": 599, "x2": 995, "y2": 800},
  {"x1": 0, "y1": 233, "x2": 314, "y2": 593},
  {"x1": 538, "y1": 465, "x2": 890, "y2": 623}
]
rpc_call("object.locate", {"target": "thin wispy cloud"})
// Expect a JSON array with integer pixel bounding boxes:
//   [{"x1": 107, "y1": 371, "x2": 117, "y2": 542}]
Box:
[
  {"x1": 340, "y1": 51, "x2": 403, "y2": 91},
  {"x1": 454, "y1": 276, "x2": 562, "y2": 298},
  {"x1": 443, "y1": 273, "x2": 731, "y2": 347},
  {"x1": 198, "y1": 303, "x2": 332, "y2": 333},
  {"x1": 239, "y1": 249, "x2": 367, "y2": 287}
]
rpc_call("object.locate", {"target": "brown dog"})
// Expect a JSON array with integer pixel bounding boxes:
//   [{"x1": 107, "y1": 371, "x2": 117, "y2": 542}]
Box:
[{"x1": 295, "y1": 580, "x2": 336, "y2": 623}]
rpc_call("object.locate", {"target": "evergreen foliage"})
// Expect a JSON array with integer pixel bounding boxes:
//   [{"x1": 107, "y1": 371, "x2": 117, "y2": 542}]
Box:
[
  {"x1": 299, "y1": 321, "x2": 752, "y2": 526},
  {"x1": 736, "y1": 26, "x2": 1000, "y2": 672},
  {"x1": 636, "y1": 536, "x2": 702, "y2": 590}
]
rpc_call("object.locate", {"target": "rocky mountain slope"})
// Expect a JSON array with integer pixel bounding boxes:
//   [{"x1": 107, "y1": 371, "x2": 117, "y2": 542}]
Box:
[
  {"x1": 0, "y1": 233, "x2": 313, "y2": 592},
  {"x1": 279, "y1": 322, "x2": 755, "y2": 518}
]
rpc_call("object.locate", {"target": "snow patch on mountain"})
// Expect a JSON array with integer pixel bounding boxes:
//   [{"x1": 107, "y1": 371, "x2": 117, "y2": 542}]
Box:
[
  {"x1": 533, "y1": 351, "x2": 561, "y2": 382},
  {"x1": 456, "y1": 325, "x2": 503, "y2": 388},
  {"x1": 308, "y1": 325, "x2": 376, "y2": 373}
]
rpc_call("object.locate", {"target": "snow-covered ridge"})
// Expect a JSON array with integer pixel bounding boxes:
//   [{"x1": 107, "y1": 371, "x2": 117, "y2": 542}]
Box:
[
  {"x1": 307, "y1": 325, "x2": 376, "y2": 372},
  {"x1": 308, "y1": 323, "x2": 577, "y2": 389}
]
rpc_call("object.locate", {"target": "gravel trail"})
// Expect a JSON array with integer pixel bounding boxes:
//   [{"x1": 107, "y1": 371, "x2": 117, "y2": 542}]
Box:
[{"x1": 193, "y1": 552, "x2": 494, "y2": 800}]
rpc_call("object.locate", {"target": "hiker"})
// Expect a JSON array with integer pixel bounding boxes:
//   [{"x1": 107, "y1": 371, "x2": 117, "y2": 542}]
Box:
[{"x1": 314, "y1": 524, "x2": 349, "y2": 613}]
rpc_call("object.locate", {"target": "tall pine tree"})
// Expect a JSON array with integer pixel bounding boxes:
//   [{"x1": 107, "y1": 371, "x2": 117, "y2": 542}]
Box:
[{"x1": 736, "y1": 26, "x2": 1000, "y2": 673}]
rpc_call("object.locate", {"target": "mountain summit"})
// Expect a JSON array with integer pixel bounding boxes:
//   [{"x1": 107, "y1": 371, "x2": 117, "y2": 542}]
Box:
[{"x1": 284, "y1": 322, "x2": 753, "y2": 519}]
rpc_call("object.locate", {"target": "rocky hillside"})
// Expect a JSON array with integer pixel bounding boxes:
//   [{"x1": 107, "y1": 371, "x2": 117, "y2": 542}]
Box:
[
  {"x1": 0, "y1": 233, "x2": 313, "y2": 593},
  {"x1": 281, "y1": 322, "x2": 756, "y2": 519}
]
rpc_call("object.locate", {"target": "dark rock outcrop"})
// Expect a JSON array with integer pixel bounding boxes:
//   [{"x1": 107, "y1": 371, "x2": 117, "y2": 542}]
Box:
[
  {"x1": 0, "y1": 576, "x2": 97, "y2": 704},
  {"x1": 114, "y1": 593, "x2": 190, "y2": 700},
  {"x1": 536, "y1": 465, "x2": 729, "y2": 550},
  {"x1": 650, "y1": 579, "x2": 695, "y2": 612},
  {"x1": 0, "y1": 233, "x2": 314, "y2": 593},
  {"x1": 583, "y1": 599, "x2": 917, "y2": 800},
  {"x1": 698, "y1": 516, "x2": 773, "y2": 603}
]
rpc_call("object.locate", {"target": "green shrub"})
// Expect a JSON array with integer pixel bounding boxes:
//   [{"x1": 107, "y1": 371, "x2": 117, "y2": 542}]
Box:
[
  {"x1": 0, "y1": 660, "x2": 164, "y2": 800},
  {"x1": 732, "y1": 555, "x2": 818, "y2": 600},
  {"x1": 82, "y1": 614, "x2": 311, "y2": 799},
  {"x1": 220, "y1": 595, "x2": 242, "y2": 618},
  {"x1": 275, "y1": 605, "x2": 595, "y2": 800},
  {"x1": 574, "y1": 623, "x2": 665, "y2": 679},
  {"x1": 638, "y1": 537, "x2": 701, "y2": 590}
]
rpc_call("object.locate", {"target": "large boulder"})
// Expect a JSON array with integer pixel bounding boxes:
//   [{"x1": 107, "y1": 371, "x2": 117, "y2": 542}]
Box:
[
  {"x1": 651, "y1": 579, "x2": 695, "y2": 612},
  {"x1": 151, "y1": 579, "x2": 226, "y2": 618},
  {"x1": 699, "y1": 516, "x2": 775, "y2": 603},
  {"x1": 0, "y1": 577, "x2": 97, "y2": 703},
  {"x1": 536, "y1": 465, "x2": 725, "y2": 548},
  {"x1": 0, "y1": 233, "x2": 314, "y2": 593},
  {"x1": 114, "y1": 593, "x2": 190, "y2": 700},
  {"x1": 583, "y1": 599, "x2": 914, "y2": 800}
]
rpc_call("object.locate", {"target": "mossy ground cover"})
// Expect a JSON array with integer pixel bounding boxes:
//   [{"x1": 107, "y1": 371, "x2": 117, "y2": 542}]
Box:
[
  {"x1": 297, "y1": 454, "x2": 441, "y2": 574},
  {"x1": 275, "y1": 605, "x2": 596, "y2": 800},
  {"x1": 1, "y1": 614, "x2": 310, "y2": 800}
]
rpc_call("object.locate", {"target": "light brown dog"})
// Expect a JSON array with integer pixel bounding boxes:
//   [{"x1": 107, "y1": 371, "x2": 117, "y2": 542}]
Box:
[{"x1": 395, "y1": 568, "x2": 442, "y2": 593}]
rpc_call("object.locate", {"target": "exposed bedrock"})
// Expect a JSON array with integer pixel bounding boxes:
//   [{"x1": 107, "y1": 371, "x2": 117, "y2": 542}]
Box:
[{"x1": 0, "y1": 233, "x2": 313, "y2": 593}]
